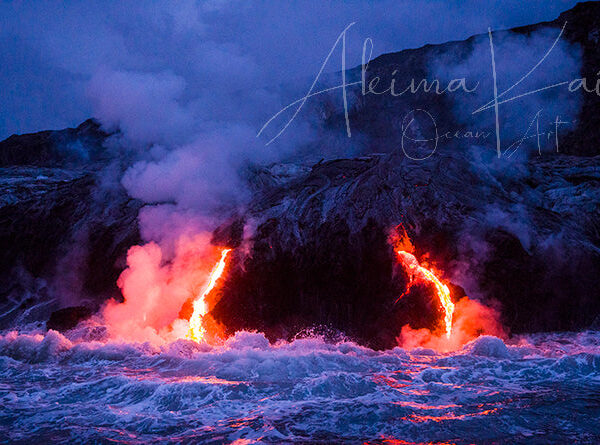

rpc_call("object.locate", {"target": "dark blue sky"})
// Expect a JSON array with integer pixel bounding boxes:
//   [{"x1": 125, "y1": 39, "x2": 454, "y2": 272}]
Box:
[{"x1": 0, "y1": 0, "x2": 581, "y2": 139}]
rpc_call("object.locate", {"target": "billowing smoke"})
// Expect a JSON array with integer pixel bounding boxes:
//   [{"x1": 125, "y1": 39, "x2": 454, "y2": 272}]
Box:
[
  {"x1": 421, "y1": 25, "x2": 584, "y2": 306},
  {"x1": 429, "y1": 25, "x2": 582, "y2": 158},
  {"x1": 0, "y1": 1, "x2": 585, "y2": 341},
  {"x1": 1, "y1": 1, "x2": 580, "y2": 138},
  {"x1": 398, "y1": 297, "x2": 507, "y2": 351},
  {"x1": 102, "y1": 233, "x2": 222, "y2": 344},
  {"x1": 82, "y1": 6, "x2": 584, "y2": 342}
]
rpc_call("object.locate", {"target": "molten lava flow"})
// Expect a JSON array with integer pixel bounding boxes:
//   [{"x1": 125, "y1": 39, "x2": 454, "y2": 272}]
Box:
[
  {"x1": 187, "y1": 248, "x2": 231, "y2": 342},
  {"x1": 397, "y1": 250, "x2": 455, "y2": 338}
]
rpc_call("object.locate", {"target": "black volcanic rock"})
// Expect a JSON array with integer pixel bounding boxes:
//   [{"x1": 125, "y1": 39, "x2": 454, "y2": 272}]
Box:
[
  {"x1": 553, "y1": 1, "x2": 600, "y2": 156},
  {"x1": 211, "y1": 217, "x2": 246, "y2": 248},
  {"x1": 0, "y1": 121, "x2": 141, "y2": 325},
  {"x1": 207, "y1": 3, "x2": 600, "y2": 347},
  {"x1": 211, "y1": 149, "x2": 599, "y2": 348},
  {"x1": 0, "y1": 119, "x2": 111, "y2": 167},
  {"x1": 2, "y1": 2, "x2": 600, "y2": 348},
  {"x1": 47, "y1": 306, "x2": 92, "y2": 332}
]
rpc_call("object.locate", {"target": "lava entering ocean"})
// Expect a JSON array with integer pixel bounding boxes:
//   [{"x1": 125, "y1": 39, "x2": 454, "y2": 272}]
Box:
[
  {"x1": 187, "y1": 248, "x2": 231, "y2": 342},
  {"x1": 102, "y1": 224, "x2": 503, "y2": 351},
  {"x1": 396, "y1": 250, "x2": 455, "y2": 338},
  {"x1": 389, "y1": 225, "x2": 505, "y2": 350},
  {"x1": 101, "y1": 234, "x2": 236, "y2": 344}
]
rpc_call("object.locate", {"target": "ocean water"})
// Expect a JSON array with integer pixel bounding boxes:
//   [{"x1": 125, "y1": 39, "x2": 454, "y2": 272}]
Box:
[{"x1": 0, "y1": 329, "x2": 599, "y2": 444}]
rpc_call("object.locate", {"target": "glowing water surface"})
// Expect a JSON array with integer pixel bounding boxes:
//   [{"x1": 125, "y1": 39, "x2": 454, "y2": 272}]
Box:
[{"x1": 0, "y1": 329, "x2": 599, "y2": 443}]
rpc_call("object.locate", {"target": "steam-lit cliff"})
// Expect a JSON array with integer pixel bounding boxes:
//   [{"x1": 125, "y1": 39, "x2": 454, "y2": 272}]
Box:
[{"x1": 1, "y1": 2, "x2": 599, "y2": 348}]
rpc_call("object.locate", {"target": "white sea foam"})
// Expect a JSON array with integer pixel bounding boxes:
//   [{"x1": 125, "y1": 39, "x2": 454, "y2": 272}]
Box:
[{"x1": 0, "y1": 329, "x2": 599, "y2": 443}]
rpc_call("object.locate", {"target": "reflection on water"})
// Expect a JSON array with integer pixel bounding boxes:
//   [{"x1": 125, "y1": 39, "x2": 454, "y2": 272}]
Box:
[{"x1": 0, "y1": 330, "x2": 599, "y2": 443}]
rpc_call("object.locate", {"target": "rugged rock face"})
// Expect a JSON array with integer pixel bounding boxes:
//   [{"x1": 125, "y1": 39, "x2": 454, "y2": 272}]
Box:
[
  {"x1": 212, "y1": 150, "x2": 600, "y2": 348},
  {"x1": 0, "y1": 120, "x2": 141, "y2": 329},
  {"x1": 209, "y1": 2, "x2": 600, "y2": 348},
  {"x1": 0, "y1": 119, "x2": 111, "y2": 167},
  {"x1": 1, "y1": 3, "x2": 599, "y2": 346},
  {"x1": 46, "y1": 306, "x2": 93, "y2": 332}
]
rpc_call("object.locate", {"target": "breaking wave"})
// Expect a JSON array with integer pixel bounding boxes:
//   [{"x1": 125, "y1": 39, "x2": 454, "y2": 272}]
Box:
[{"x1": 1, "y1": 329, "x2": 600, "y2": 443}]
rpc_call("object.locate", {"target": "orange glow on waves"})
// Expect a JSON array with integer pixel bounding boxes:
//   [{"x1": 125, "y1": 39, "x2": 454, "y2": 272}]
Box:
[
  {"x1": 396, "y1": 250, "x2": 455, "y2": 339},
  {"x1": 187, "y1": 248, "x2": 231, "y2": 342},
  {"x1": 390, "y1": 224, "x2": 505, "y2": 351}
]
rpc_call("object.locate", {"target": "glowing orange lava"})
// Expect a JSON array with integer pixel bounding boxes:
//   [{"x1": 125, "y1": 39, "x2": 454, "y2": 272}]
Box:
[
  {"x1": 187, "y1": 248, "x2": 231, "y2": 342},
  {"x1": 396, "y1": 250, "x2": 455, "y2": 338}
]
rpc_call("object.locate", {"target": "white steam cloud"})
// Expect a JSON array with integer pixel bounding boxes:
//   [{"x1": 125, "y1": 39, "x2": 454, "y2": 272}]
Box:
[{"x1": 0, "y1": 1, "x2": 584, "y2": 340}]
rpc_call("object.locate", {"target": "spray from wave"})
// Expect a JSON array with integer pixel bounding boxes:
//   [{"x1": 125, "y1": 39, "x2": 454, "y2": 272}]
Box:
[{"x1": 1, "y1": 328, "x2": 599, "y2": 443}]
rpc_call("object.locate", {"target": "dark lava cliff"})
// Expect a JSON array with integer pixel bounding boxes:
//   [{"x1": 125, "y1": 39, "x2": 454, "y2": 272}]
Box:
[
  {"x1": 0, "y1": 120, "x2": 141, "y2": 328},
  {"x1": 1, "y1": 2, "x2": 599, "y2": 348},
  {"x1": 212, "y1": 2, "x2": 600, "y2": 348}
]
